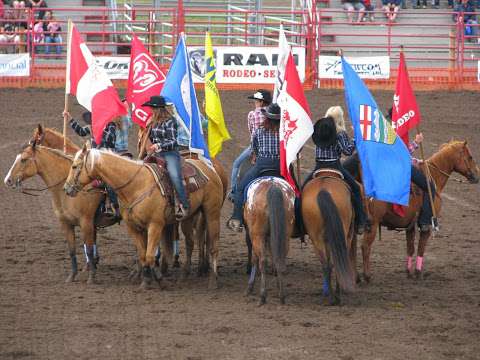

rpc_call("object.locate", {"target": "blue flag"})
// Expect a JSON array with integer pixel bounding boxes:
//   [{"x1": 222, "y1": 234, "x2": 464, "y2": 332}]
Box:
[
  {"x1": 341, "y1": 57, "x2": 411, "y2": 205},
  {"x1": 161, "y1": 35, "x2": 210, "y2": 159}
]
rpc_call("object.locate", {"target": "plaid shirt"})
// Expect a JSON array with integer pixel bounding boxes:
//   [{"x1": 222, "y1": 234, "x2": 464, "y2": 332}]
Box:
[
  {"x1": 408, "y1": 140, "x2": 419, "y2": 165},
  {"x1": 247, "y1": 107, "x2": 266, "y2": 139},
  {"x1": 149, "y1": 116, "x2": 178, "y2": 152},
  {"x1": 315, "y1": 131, "x2": 355, "y2": 162},
  {"x1": 70, "y1": 119, "x2": 91, "y2": 138},
  {"x1": 115, "y1": 115, "x2": 132, "y2": 152},
  {"x1": 99, "y1": 122, "x2": 117, "y2": 150},
  {"x1": 252, "y1": 127, "x2": 280, "y2": 159}
]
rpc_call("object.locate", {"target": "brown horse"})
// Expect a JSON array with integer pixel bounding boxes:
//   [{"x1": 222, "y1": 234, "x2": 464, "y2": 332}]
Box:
[
  {"x1": 33, "y1": 125, "x2": 80, "y2": 155},
  {"x1": 361, "y1": 140, "x2": 479, "y2": 282},
  {"x1": 4, "y1": 141, "x2": 103, "y2": 284},
  {"x1": 137, "y1": 125, "x2": 228, "y2": 277},
  {"x1": 64, "y1": 145, "x2": 224, "y2": 289},
  {"x1": 302, "y1": 174, "x2": 356, "y2": 305},
  {"x1": 243, "y1": 177, "x2": 296, "y2": 305}
]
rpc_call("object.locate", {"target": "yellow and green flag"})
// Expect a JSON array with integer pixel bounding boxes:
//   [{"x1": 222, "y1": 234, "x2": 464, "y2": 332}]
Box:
[{"x1": 204, "y1": 32, "x2": 230, "y2": 158}]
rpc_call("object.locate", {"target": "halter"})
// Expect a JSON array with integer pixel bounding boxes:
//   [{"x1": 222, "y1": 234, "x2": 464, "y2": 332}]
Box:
[{"x1": 426, "y1": 143, "x2": 476, "y2": 184}]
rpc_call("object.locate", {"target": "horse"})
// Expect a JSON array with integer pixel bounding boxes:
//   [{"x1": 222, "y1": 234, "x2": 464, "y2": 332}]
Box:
[
  {"x1": 243, "y1": 177, "x2": 296, "y2": 305},
  {"x1": 359, "y1": 140, "x2": 479, "y2": 281},
  {"x1": 302, "y1": 172, "x2": 356, "y2": 305},
  {"x1": 4, "y1": 140, "x2": 103, "y2": 284},
  {"x1": 64, "y1": 144, "x2": 224, "y2": 289},
  {"x1": 137, "y1": 125, "x2": 228, "y2": 277}
]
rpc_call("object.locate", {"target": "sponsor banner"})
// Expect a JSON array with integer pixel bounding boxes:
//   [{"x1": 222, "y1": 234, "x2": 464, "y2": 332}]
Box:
[
  {"x1": 96, "y1": 56, "x2": 130, "y2": 79},
  {"x1": 187, "y1": 46, "x2": 306, "y2": 84},
  {"x1": 319, "y1": 56, "x2": 390, "y2": 79},
  {"x1": 0, "y1": 53, "x2": 30, "y2": 76}
]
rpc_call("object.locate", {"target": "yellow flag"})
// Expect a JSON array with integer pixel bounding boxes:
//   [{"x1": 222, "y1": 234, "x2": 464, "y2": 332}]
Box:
[{"x1": 205, "y1": 32, "x2": 230, "y2": 158}]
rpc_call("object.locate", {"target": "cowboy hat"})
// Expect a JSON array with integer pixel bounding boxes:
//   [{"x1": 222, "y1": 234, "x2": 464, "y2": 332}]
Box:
[
  {"x1": 247, "y1": 89, "x2": 272, "y2": 104},
  {"x1": 312, "y1": 116, "x2": 337, "y2": 147},
  {"x1": 261, "y1": 103, "x2": 281, "y2": 121},
  {"x1": 142, "y1": 95, "x2": 172, "y2": 108}
]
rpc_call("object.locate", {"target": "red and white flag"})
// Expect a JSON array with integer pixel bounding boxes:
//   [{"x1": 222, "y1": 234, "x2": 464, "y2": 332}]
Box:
[
  {"x1": 278, "y1": 52, "x2": 313, "y2": 195},
  {"x1": 392, "y1": 52, "x2": 421, "y2": 145},
  {"x1": 272, "y1": 24, "x2": 290, "y2": 103},
  {"x1": 65, "y1": 23, "x2": 126, "y2": 144},
  {"x1": 126, "y1": 35, "x2": 167, "y2": 127}
]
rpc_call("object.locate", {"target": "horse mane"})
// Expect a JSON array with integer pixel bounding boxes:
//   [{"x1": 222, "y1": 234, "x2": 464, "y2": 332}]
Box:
[
  {"x1": 38, "y1": 145, "x2": 74, "y2": 161},
  {"x1": 37, "y1": 127, "x2": 80, "y2": 150},
  {"x1": 90, "y1": 148, "x2": 143, "y2": 166},
  {"x1": 439, "y1": 140, "x2": 465, "y2": 151}
]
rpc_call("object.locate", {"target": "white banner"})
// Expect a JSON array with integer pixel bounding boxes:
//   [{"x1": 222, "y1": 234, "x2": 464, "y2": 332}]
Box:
[
  {"x1": 0, "y1": 53, "x2": 30, "y2": 77},
  {"x1": 319, "y1": 56, "x2": 390, "y2": 79},
  {"x1": 96, "y1": 56, "x2": 130, "y2": 79}
]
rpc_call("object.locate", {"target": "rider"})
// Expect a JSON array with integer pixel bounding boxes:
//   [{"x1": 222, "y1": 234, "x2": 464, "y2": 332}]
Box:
[
  {"x1": 227, "y1": 103, "x2": 281, "y2": 232},
  {"x1": 228, "y1": 89, "x2": 271, "y2": 201},
  {"x1": 115, "y1": 99, "x2": 133, "y2": 158},
  {"x1": 306, "y1": 106, "x2": 368, "y2": 235},
  {"x1": 143, "y1": 95, "x2": 190, "y2": 220},
  {"x1": 387, "y1": 107, "x2": 436, "y2": 232}
]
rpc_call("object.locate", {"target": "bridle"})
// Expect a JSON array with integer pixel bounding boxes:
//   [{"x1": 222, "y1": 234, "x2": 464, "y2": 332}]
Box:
[{"x1": 427, "y1": 144, "x2": 477, "y2": 184}]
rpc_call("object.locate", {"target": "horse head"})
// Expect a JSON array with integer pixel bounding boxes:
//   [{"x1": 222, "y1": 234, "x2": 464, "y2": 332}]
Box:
[
  {"x1": 447, "y1": 140, "x2": 479, "y2": 184},
  {"x1": 4, "y1": 141, "x2": 39, "y2": 189},
  {"x1": 64, "y1": 143, "x2": 95, "y2": 197},
  {"x1": 33, "y1": 125, "x2": 80, "y2": 154}
]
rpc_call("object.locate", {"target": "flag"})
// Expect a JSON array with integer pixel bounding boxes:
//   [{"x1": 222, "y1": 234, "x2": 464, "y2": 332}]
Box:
[
  {"x1": 341, "y1": 57, "x2": 411, "y2": 206},
  {"x1": 204, "y1": 31, "x2": 230, "y2": 158},
  {"x1": 161, "y1": 34, "x2": 209, "y2": 158},
  {"x1": 65, "y1": 22, "x2": 126, "y2": 144},
  {"x1": 272, "y1": 24, "x2": 290, "y2": 103},
  {"x1": 126, "y1": 34, "x2": 167, "y2": 128},
  {"x1": 392, "y1": 52, "x2": 421, "y2": 144},
  {"x1": 277, "y1": 52, "x2": 313, "y2": 195}
]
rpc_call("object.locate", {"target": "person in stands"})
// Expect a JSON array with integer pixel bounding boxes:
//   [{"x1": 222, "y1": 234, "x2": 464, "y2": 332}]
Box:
[{"x1": 342, "y1": 0, "x2": 366, "y2": 23}]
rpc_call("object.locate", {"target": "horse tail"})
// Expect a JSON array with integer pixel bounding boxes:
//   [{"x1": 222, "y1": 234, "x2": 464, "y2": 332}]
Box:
[
  {"x1": 267, "y1": 185, "x2": 287, "y2": 273},
  {"x1": 317, "y1": 190, "x2": 355, "y2": 292}
]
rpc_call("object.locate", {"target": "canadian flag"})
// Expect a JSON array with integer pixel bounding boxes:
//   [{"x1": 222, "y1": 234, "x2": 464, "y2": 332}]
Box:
[
  {"x1": 278, "y1": 52, "x2": 313, "y2": 195},
  {"x1": 392, "y1": 52, "x2": 421, "y2": 145},
  {"x1": 126, "y1": 35, "x2": 167, "y2": 127},
  {"x1": 65, "y1": 23, "x2": 126, "y2": 144}
]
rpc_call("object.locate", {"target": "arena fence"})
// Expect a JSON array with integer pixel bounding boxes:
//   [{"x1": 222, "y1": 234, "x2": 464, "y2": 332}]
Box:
[{"x1": 0, "y1": 5, "x2": 478, "y2": 90}]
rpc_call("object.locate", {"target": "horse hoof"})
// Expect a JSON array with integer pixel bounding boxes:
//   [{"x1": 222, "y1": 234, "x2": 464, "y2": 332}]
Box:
[
  {"x1": 87, "y1": 275, "x2": 96, "y2": 285},
  {"x1": 139, "y1": 280, "x2": 151, "y2": 290},
  {"x1": 356, "y1": 274, "x2": 362, "y2": 284},
  {"x1": 208, "y1": 276, "x2": 218, "y2": 290},
  {"x1": 245, "y1": 287, "x2": 254, "y2": 297},
  {"x1": 65, "y1": 273, "x2": 76, "y2": 283},
  {"x1": 173, "y1": 259, "x2": 181, "y2": 268},
  {"x1": 415, "y1": 269, "x2": 423, "y2": 280},
  {"x1": 363, "y1": 274, "x2": 371, "y2": 284},
  {"x1": 246, "y1": 265, "x2": 252, "y2": 275},
  {"x1": 279, "y1": 296, "x2": 286, "y2": 305},
  {"x1": 258, "y1": 297, "x2": 266, "y2": 306},
  {"x1": 406, "y1": 270, "x2": 414, "y2": 279}
]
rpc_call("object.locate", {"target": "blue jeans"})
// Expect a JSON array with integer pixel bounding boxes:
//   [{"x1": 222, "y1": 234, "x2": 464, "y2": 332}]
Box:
[
  {"x1": 159, "y1": 151, "x2": 189, "y2": 208},
  {"x1": 45, "y1": 35, "x2": 62, "y2": 55},
  {"x1": 231, "y1": 157, "x2": 280, "y2": 220},
  {"x1": 230, "y1": 146, "x2": 252, "y2": 193}
]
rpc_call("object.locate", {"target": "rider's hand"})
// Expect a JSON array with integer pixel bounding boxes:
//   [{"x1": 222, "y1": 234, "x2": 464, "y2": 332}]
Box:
[
  {"x1": 149, "y1": 144, "x2": 159, "y2": 152},
  {"x1": 63, "y1": 110, "x2": 72, "y2": 121},
  {"x1": 414, "y1": 133, "x2": 424, "y2": 144}
]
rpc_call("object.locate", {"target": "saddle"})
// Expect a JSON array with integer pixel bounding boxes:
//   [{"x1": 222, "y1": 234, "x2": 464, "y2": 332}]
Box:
[
  {"x1": 313, "y1": 168, "x2": 344, "y2": 180},
  {"x1": 144, "y1": 155, "x2": 209, "y2": 206}
]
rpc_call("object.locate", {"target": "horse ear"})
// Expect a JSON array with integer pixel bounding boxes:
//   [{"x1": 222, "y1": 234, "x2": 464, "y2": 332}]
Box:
[
  {"x1": 37, "y1": 124, "x2": 43, "y2": 135},
  {"x1": 464, "y1": 140, "x2": 468, "y2": 146},
  {"x1": 82, "y1": 143, "x2": 88, "y2": 153},
  {"x1": 86, "y1": 140, "x2": 92, "y2": 150},
  {"x1": 31, "y1": 139, "x2": 37, "y2": 151}
]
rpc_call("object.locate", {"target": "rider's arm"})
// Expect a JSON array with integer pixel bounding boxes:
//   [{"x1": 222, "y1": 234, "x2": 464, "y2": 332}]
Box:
[
  {"x1": 101, "y1": 122, "x2": 117, "y2": 149},
  {"x1": 338, "y1": 131, "x2": 355, "y2": 156},
  {"x1": 69, "y1": 118, "x2": 91, "y2": 137},
  {"x1": 152, "y1": 118, "x2": 178, "y2": 153}
]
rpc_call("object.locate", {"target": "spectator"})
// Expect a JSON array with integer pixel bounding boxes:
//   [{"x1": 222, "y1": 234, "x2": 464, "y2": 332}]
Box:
[
  {"x1": 382, "y1": 0, "x2": 401, "y2": 21},
  {"x1": 430, "y1": 0, "x2": 440, "y2": 8},
  {"x1": 0, "y1": 23, "x2": 20, "y2": 53},
  {"x1": 453, "y1": 0, "x2": 478, "y2": 42},
  {"x1": 363, "y1": 0, "x2": 376, "y2": 21},
  {"x1": 32, "y1": 19, "x2": 43, "y2": 53},
  {"x1": 44, "y1": 10, "x2": 62, "y2": 56},
  {"x1": 26, "y1": 0, "x2": 47, "y2": 20},
  {"x1": 342, "y1": 0, "x2": 366, "y2": 23},
  {"x1": 413, "y1": 0, "x2": 427, "y2": 8}
]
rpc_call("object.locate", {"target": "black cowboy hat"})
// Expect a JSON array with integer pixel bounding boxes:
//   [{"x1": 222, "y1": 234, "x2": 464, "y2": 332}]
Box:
[
  {"x1": 261, "y1": 103, "x2": 281, "y2": 121},
  {"x1": 248, "y1": 89, "x2": 272, "y2": 105},
  {"x1": 82, "y1": 111, "x2": 92, "y2": 125},
  {"x1": 142, "y1": 95, "x2": 172, "y2": 108},
  {"x1": 312, "y1": 116, "x2": 337, "y2": 148}
]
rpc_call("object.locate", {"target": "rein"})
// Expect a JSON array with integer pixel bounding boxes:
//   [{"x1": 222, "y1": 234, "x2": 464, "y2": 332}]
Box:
[
  {"x1": 20, "y1": 177, "x2": 67, "y2": 196},
  {"x1": 427, "y1": 158, "x2": 469, "y2": 184}
]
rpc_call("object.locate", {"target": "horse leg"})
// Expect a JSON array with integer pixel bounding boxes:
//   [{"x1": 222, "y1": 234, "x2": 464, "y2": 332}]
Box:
[
  {"x1": 245, "y1": 255, "x2": 258, "y2": 296},
  {"x1": 276, "y1": 262, "x2": 286, "y2": 305},
  {"x1": 415, "y1": 230, "x2": 431, "y2": 280},
  {"x1": 160, "y1": 227, "x2": 173, "y2": 277},
  {"x1": 245, "y1": 231, "x2": 253, "y2": 275},
  {"x1": 258, "y1": 240, "x2": 267, "y2": 305},
  {"x1": 180, "y1": 221, "x2": 194, "y2": 277},
  {"x1": 145, "y1": 223, "x2": 165, "y2": 288},
  {"x1": 205, "y1": 215, "x2": 221, "y2": 290},
  {"x1": 361, "y1": 223, "x2": 378, "y2": 283},
  {"x1": 61, "y1": 222, "x2": 77, "y2": 283},
  {"x1": 80, "y1": 220, "x2": 96, "y2": 285},
  {"x1": 405, "y1": 227, "x2": 416, "y2": 278},
  {"x1": 125, "y1": 223, "x2": 147, "y2": 285},
  {"x1": 93, "y1": 227, "x2": 100, "y2": 266}
]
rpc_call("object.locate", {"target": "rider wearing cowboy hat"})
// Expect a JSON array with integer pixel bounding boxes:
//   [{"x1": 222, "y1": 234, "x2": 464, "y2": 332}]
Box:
[
  {"x1": 227, "y1": 102, "x2": 281, "y2": 232},
  {"x1": 143, "y1": 95, "x2": 190, "y2": 219}
]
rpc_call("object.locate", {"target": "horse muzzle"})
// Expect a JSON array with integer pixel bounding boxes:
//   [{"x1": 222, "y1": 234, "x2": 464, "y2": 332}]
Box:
[
  {"x1": 64, "y1": 182, "x2": 79, "y2": 197},
  {"x1": 468, "y1": 174, "x2": 479, "y2": 184},
  {"x1": 4, "y1": 175, "x2": 21, "y2": 189}
]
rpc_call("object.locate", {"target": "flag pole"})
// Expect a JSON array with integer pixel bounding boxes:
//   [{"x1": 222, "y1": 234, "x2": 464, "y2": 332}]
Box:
[
  {"x1": 399, "y1": 46, "x2": 438, "y2": 230},
  {"x1": 63, "y1": 19, "x2": 73, "y2": 154}
]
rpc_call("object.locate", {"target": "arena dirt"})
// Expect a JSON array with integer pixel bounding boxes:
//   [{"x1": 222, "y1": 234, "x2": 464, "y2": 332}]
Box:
[{"x1": 0, "y1": 88, "x2": 479, "y2": 360}]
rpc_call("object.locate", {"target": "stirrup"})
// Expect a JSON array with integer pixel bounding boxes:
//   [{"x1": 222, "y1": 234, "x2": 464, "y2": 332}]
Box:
[
  {"x1": 175, "y1": 204, "x2": 189, "y2": 220},
  {"x1": 227, "y1": 218, "x2": 243, "y2": 233}
]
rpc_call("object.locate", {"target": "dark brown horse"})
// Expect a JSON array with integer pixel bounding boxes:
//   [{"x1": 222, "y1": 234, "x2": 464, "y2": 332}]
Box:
[
  {"x1": 302, "y1": 173, "x2": 356, "y2": 305},
  {"x1": 359, "y1": 140, "x2": 479, "y2": 282},
  {"x1": 243, "y1": 177, "x2": 296, "y2": 305}
]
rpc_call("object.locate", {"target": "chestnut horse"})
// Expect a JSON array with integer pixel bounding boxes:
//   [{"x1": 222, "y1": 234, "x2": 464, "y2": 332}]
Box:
[
  {"x1": 64, "y1": 145, "x2": 224, "y2": 289},
  {"x1": 243, "y1": 177, "x2": 296, "y2": 305},
  {"x1": 137, "y1": 126, "x2": 228, "y2": 277},
  {"x1": 4, "y1": 140, "x2": 103, "y2": 284},
  {"x1": 302, "y1": 174, "x2": 356, "y2": 305},
  {"x1": 358, "y1": 140, "x2": 479, "y2": 282}
]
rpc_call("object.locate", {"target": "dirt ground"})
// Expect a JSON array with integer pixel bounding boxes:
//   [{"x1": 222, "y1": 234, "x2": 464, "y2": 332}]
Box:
[{"x1": 0, "y1": 88, "x2": 479, "y2": 360}]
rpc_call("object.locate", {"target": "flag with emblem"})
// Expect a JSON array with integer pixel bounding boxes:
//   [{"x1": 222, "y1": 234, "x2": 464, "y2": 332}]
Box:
[
  {"x1": 204, "y1": 31, "x2": 230, "y2": 158},
  {"x1": 342, "y1": 56, "x2": 411, "y2": 205},
  {"x1": 126, "y1": 35, "x2": 167, "y2": 127},
  {"x1": 277, "y1": 51, "x2": 313, "y2": 195}
]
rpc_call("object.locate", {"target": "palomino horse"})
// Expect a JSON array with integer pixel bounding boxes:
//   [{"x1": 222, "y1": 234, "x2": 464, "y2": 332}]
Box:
[
  {"x1": 4, "y1": 140, "x2": 103, "y2": 284},
  {"x1": 243, "y1": 177, "x2": 296, "y2": 305},
  {"x1": 137, "y1": 126, "x2": 228, "y2": 277},
  {"x1": 302, "y1": 173, "x2": 356, "y2": 305},
  {"x1": 360, "y1": 140, "x2": 479, "y2": 281},
  {"x1": 64, "y1": 145, "x2": 224, "y2": 289}
]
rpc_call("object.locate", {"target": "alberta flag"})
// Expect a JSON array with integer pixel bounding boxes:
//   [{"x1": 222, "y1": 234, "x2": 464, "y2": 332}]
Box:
[
  {"x1": 342, "y1": 57, "x2": 411, "y2": 206},
  {"x1": 161, "y1": 34, "x2": 209, "y2": 159}
]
